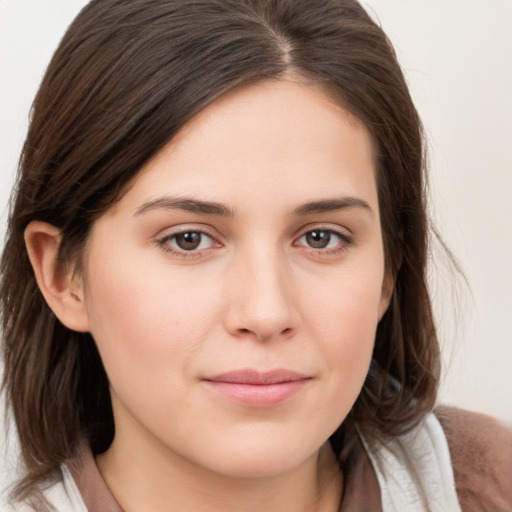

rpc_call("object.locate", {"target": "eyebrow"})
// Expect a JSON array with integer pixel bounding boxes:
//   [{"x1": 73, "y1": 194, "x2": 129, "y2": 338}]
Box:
[
  {"x1": 134, "y1": 195, "x2": 372, "y2": 218},
  {"x1": 135, "y1": 197, "x2": 234, "y2": 217},
  {"x1": 293, "y1": 197, "x2": 373, "y2": 216}
]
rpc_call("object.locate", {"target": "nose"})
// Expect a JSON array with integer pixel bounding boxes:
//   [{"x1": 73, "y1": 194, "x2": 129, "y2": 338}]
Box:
[{"x1": 223, "y1": 249, "x2": 300, "y2": 342}]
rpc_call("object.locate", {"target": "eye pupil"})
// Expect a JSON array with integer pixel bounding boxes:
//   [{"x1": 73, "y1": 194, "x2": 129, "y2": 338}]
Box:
[
  {"x1": 176, "y1": 232, "x2": 202, "y2": 250},
  {"x1": 306, "y1": 230, "x2": 331, "y2": 249}
]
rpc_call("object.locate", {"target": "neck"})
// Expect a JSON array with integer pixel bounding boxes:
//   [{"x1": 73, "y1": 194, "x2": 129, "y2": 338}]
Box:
[{"x1": 96, "y1": 431, "x2": 342, "y2": 512}]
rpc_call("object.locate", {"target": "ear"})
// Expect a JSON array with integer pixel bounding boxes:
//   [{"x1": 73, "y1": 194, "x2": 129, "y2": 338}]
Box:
[
  {"x1": 24, "y1": 221, "x2": 90, "y2": 332},
  {"x1": 378, "y1": 234, "x2": 403, "y2": 321},
  {"x1": 378, "y1": 269, "x2": 395, "y2": 321}
]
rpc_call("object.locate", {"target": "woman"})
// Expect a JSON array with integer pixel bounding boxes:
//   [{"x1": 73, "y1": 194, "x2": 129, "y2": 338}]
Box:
[{"x1": 1, "y1": 0, "x2": 511, "y2": 510}]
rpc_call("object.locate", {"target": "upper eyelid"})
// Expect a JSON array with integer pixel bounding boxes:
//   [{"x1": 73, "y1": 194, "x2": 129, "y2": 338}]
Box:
[
  {"x1": 156, "y1": 229, "x2": 221, "y2": 257},
  {"x1": 155, "y1": 226, "x2": 223, "y2": 252},
  {"x1": 293, "y1": 225, "x2": 355, "y2": 252},
  {"x1": 293, "y1": 223, "x2": 352, "y2": 239},
  {"x1": 154, "y1": 223, "x2": 352, "y2": 245},
  {"x1": 298, "y1": 228, "x2": 350, "y2": 239},
  {"x1": 294, "y1": 229, "x2": 351, "y2": 245},
  {"x1": 156, "y1": 224, "x2": 221, "y2": 240}
]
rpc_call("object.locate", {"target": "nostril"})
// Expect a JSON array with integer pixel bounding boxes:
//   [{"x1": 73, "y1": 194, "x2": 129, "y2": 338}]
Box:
[{"x1": 235, "y1": 326, "x2": 294, "y2": 340}]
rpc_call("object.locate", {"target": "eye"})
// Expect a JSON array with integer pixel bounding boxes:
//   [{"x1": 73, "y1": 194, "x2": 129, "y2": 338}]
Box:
[
  {"x1": 173, "y1": 232, "x2": 207, "y2": 251},
  {"x1": 158, "y1": 230, "x2": 218, "y2": 254},
  {"x1": 295, "y1": 228, "x2": 352, "y2": 251}
]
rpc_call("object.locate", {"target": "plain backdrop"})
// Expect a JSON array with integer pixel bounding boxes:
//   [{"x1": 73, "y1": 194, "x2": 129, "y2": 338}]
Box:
[{"x1": 1, "y1": 0, "x2": 511, "y2": 427}]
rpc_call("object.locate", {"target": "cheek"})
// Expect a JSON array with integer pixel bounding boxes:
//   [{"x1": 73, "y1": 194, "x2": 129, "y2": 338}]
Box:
[
  {"x1": 82, "y1": 252, "x2": 221, "y2": 395},
  {"x1": 304, "y1": 256, "x2": 384, "y2": 337},
  {"x1": 302, "y1": 267, "x2": 384, "y2": 392}
]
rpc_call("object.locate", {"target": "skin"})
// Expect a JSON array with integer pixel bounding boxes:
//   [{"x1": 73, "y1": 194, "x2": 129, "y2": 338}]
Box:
[{"x1": 26, "y1": 79, "x2": 392, "y2": 511}]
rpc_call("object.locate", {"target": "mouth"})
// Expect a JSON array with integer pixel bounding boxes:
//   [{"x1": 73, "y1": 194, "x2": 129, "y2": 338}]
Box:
[{"x1": 202, "y1": 369, "x2": 312, "y2": 407}]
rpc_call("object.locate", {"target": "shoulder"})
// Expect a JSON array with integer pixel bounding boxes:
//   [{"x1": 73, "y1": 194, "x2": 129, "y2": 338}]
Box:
[{"x1": 435, "y1": 405, "x2": 512, "y2": 512}]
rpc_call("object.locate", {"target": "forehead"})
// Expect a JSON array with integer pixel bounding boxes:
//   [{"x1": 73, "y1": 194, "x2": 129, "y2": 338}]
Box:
[{"x1": 115, "y1": 79, "x2": 378, "y2": 217}]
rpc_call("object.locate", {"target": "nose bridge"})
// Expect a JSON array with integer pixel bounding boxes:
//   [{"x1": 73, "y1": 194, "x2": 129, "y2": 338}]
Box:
[{"x1": 225, "y1": 243, "x2": 298, "y2": 341}]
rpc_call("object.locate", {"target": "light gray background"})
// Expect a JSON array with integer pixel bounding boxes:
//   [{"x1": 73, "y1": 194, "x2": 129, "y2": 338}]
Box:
[{"x1": 1, "y1": 0, "x2": 511, "y2": 424}]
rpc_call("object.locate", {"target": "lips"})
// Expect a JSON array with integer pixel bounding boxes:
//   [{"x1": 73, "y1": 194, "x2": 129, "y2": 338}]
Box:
[{"x1": 202, "y1": 369, "x2": 311, "y2": 407}]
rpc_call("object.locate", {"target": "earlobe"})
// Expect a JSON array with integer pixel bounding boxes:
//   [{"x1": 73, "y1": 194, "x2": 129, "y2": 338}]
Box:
[{"x1": 24, "y1": 221, "x2": 90, "y2": 332}]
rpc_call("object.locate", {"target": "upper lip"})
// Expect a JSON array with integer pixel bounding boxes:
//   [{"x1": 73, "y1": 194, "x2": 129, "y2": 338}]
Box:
[{"x1": 204, "y1": 369, "x2": 311, "y2": 385}]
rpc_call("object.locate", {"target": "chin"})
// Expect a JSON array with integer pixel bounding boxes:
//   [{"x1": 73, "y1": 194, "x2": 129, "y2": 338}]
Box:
[{"x1": 195, "y1": 435, "x2": 322, "y2": 479}]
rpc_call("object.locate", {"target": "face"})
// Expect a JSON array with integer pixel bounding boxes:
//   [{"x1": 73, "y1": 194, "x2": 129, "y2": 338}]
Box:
[{"x1": 80, "y1": 79, "x2": 390, "y2": 478}]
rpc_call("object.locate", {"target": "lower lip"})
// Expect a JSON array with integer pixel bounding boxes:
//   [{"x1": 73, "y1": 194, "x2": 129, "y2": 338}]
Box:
[{"x1": 203, "y1": 380, "x2": 310, "y2": 407}]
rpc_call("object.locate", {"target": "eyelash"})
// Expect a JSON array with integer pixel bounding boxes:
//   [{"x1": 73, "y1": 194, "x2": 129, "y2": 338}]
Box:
[
  {"x1": 156, "y1": 226, "x2": 354, "y2": 259},
  {"x1": 293, "y1": 226, "x2": 354, "y2": 256},
  {"x1": 156, "y1": 228, "x2": 220, "y2": 258}
]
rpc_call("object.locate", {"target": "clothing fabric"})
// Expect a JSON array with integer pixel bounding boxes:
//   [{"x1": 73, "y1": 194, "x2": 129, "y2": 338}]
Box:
[
  {"x1": 362, "y1": 412, "x2": 461, "y2": 511},
  {"x1": 1, "y1": 412, "x2": 462, "y2": 512}
]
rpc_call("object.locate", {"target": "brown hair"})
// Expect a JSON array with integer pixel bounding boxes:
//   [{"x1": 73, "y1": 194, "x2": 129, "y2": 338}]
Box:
[{"x1": 1, "y1": 0, "x2": 439, "y2": 501}]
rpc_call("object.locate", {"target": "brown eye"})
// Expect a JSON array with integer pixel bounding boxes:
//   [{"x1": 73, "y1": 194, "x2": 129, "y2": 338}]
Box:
[
  {"x1": 158, "y1": 229, "x2": 219, "y2": 256},
  {"x1": 174, "y1": 232, "x2": 203, "y2": 250},
  {"x1": 295, "y1": 228, "x2": 352, "y2": 253},
  {"x1": 305, "y1": 230, "x2": 332, "y2": 249}
]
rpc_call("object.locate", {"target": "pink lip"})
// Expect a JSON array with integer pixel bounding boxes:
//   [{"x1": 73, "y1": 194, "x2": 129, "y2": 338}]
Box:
[{"x1": 203, "y1": 369, "x2": 311, "y2": 407}]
